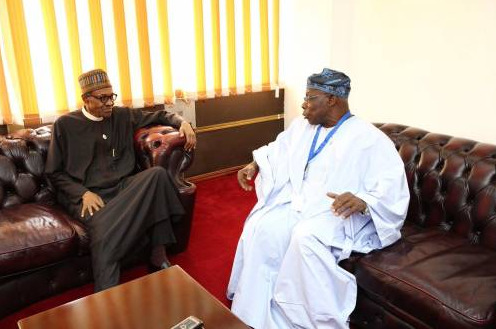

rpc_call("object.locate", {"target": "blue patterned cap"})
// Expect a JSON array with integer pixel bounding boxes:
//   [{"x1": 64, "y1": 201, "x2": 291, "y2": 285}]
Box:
[{"x1": 307, "y1": 68, "x2": 351, "y2": 99}]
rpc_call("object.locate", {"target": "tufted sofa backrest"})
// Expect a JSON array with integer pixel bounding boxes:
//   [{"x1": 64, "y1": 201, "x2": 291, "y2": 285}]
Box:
[
  {"x1": 0, "y1": 127, "x2": 53, "y2": 208},
  {"x1": 0, "y1": 124, "x2": 192, "y2": 211},
  {"x1": 376, "y1": 123, "x2": 496, "y2": 250}
]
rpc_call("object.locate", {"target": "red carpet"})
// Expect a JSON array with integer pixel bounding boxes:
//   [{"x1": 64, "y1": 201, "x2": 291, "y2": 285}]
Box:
[{"x1": 0, "y1": 173, "x2": 256, "y2": 329}]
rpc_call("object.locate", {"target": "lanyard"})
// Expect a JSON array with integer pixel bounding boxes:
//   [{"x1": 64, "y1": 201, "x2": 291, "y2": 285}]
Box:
[{"x1": 306, "y1": 111, "x2": 352, "y2": 167}]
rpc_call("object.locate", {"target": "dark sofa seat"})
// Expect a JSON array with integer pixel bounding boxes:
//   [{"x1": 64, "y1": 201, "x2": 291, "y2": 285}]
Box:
[
  {"x1": 348, "y1": 124, "x2": 496, "y2": 329},
  {"x1": 356, "y1": 223, "x2": 496, "y2": 328},
  {"x1": 0, "y1": 204, "x2": 85, "y2": 277}
]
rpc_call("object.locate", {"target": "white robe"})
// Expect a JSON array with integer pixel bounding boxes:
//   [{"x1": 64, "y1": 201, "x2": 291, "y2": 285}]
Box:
[{"x1": 227, "y1": 115, "x2": 409, "y2": 329}]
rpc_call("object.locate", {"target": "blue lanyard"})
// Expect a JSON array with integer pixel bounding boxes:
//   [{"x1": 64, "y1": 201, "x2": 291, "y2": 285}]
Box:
[{"x1": 306, "y1": 111, "x2": 352, "y2": 166}]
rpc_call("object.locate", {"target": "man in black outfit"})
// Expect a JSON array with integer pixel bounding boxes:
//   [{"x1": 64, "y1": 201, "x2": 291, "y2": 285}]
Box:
[{"x1": 45, "y1": 69, "x2": 196, "y2": 291}]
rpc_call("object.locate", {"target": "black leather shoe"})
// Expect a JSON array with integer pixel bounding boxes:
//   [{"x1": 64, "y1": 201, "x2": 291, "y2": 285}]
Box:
[{"x1": 147, "y1": 260, "x2": 172, "y2": 273}]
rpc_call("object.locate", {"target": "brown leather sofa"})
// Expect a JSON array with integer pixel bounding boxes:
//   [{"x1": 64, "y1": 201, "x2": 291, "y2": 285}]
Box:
[
  {"x1": 346, "y1": 123, "x2": 496, "y2": 329},
  {"x1": 0, "y1": 124, "x2": 196, "y2": 319}
]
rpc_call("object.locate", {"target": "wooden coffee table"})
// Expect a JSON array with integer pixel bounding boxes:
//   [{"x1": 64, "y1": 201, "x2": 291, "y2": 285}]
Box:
[{"x1": 17, "y1": 265, "x2": 249, "y2": 329}]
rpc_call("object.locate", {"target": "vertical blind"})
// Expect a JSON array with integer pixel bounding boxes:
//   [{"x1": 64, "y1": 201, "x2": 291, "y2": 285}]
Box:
[{"x1": 0, "y1": 0, "x2": 280, "y2": 125}]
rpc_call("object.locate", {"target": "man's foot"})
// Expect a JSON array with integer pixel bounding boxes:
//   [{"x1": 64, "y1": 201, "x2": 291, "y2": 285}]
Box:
[
  {"x1": 159, "y1": 259, "x2": 172, "y2": 269},
  {"x1": 148, "y1": 244, "x2": 171, "y2": 272},
  {"x1": 148, "y1": 259, "x2": 171, "y2": 273}
]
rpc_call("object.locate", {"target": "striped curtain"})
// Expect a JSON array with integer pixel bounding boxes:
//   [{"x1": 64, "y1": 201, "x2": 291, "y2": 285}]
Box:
[{"x1": 0, "y1": 0, "x2": 280, "y2": 125}]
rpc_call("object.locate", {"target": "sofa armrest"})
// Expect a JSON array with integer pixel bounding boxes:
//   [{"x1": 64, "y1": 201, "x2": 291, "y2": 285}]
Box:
[{"x1": 134, "y1": 125, "x2": 195, "y2": 194}]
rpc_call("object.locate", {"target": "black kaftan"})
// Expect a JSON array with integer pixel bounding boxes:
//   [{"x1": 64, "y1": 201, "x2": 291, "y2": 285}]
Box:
[{"x1": 45, "y1": 107, "x2": 186, "y2": 291}]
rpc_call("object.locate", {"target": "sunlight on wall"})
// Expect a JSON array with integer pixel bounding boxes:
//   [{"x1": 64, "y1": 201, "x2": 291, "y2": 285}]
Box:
[
  {"x1": 346, "y1": 0, "x2": 496, "y2": 143},
  {"x1": 281, "y1": 0, "x2": 496, "y2": 143}
]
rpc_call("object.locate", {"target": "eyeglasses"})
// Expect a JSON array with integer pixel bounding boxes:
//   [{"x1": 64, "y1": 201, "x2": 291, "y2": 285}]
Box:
[
  {"x1": 87, "y1": 93, "x2": 118, "y2": 103},
  {"x1": 303, "y1": 94, "x2": 327, "y2": 102}
]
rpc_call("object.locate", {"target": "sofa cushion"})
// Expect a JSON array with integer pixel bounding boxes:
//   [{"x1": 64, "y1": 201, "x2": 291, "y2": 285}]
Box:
[
  {"x1": 355, "y1": 222, "x2": 496, "y2": 329},
  {"x1": 0, "y1": 203, "x2": 81, "y2": 276}
]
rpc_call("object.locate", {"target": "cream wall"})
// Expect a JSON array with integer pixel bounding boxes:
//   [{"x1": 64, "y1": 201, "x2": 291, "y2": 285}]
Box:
[
  {"x1": 279, "y1": 0, "x2": 333, "y2": 128},
  {"x1": 281, "y1": 0, "x2": 496, "y2": 143}
]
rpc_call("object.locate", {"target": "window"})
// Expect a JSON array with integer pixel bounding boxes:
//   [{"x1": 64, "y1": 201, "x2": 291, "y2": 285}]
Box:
[{"x1": 0, "y1": 0, "x2": 279, "y2": 125}]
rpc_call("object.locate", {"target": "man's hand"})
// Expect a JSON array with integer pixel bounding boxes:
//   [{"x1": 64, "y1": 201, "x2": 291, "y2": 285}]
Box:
[
  {"x1": 237, "y1": 162, "x2": 259, "y2": 191},
  {"x1": 81, "y1": 191, "x2": 105, "y2": 218},
  {"x1": 179, "y1": 122, "x2": 196, "y2": 152},
  {"x1": 327, "y1": 192, "x2": 366, "y2": 219}
]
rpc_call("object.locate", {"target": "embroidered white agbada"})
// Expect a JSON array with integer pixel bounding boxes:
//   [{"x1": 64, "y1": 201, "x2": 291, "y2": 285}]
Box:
[{"x1": 227, "y1": 115, "x2": 409, "y2": 329}]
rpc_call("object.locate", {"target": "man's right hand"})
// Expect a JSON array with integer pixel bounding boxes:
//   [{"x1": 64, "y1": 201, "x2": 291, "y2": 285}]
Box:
[
  {"x1": 237, "y1": 162, "x2": 259, "y2": 191},
  {"x1": 81, "y1": 191, "x2": 105, "y2": 218}
]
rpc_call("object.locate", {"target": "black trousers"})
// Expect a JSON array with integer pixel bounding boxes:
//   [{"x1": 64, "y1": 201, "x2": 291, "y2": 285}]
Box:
[{"x1": 63, "y1": 167, "x2": 184, "y2": 291}]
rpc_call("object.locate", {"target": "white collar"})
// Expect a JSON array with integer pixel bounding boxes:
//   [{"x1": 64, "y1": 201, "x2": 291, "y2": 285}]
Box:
[{"x1": 82, "y1": 107, "x2": 104, "y2": 121}]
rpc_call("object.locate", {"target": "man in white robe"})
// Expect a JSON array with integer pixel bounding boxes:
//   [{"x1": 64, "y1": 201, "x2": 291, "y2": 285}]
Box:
[{"x1": 227, "y1": 68, "x2": 409, "y2": 328}]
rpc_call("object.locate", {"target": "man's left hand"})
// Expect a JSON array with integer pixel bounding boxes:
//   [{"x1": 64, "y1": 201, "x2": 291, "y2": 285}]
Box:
[
  {"x1": 179, "y1": 122, "x2": 196, "y2": 151},
  {"x1": 327, "y1": 191, "x2": 367, "y2": 219}
]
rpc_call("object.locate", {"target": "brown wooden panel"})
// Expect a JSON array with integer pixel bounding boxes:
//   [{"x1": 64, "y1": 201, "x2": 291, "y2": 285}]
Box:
[
  {"x1": 195, "y1": 89, "x2": 284, "y2": 127},
  {"x1": 186, "y1": 119, "x2": 284, "y2": 177}
]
